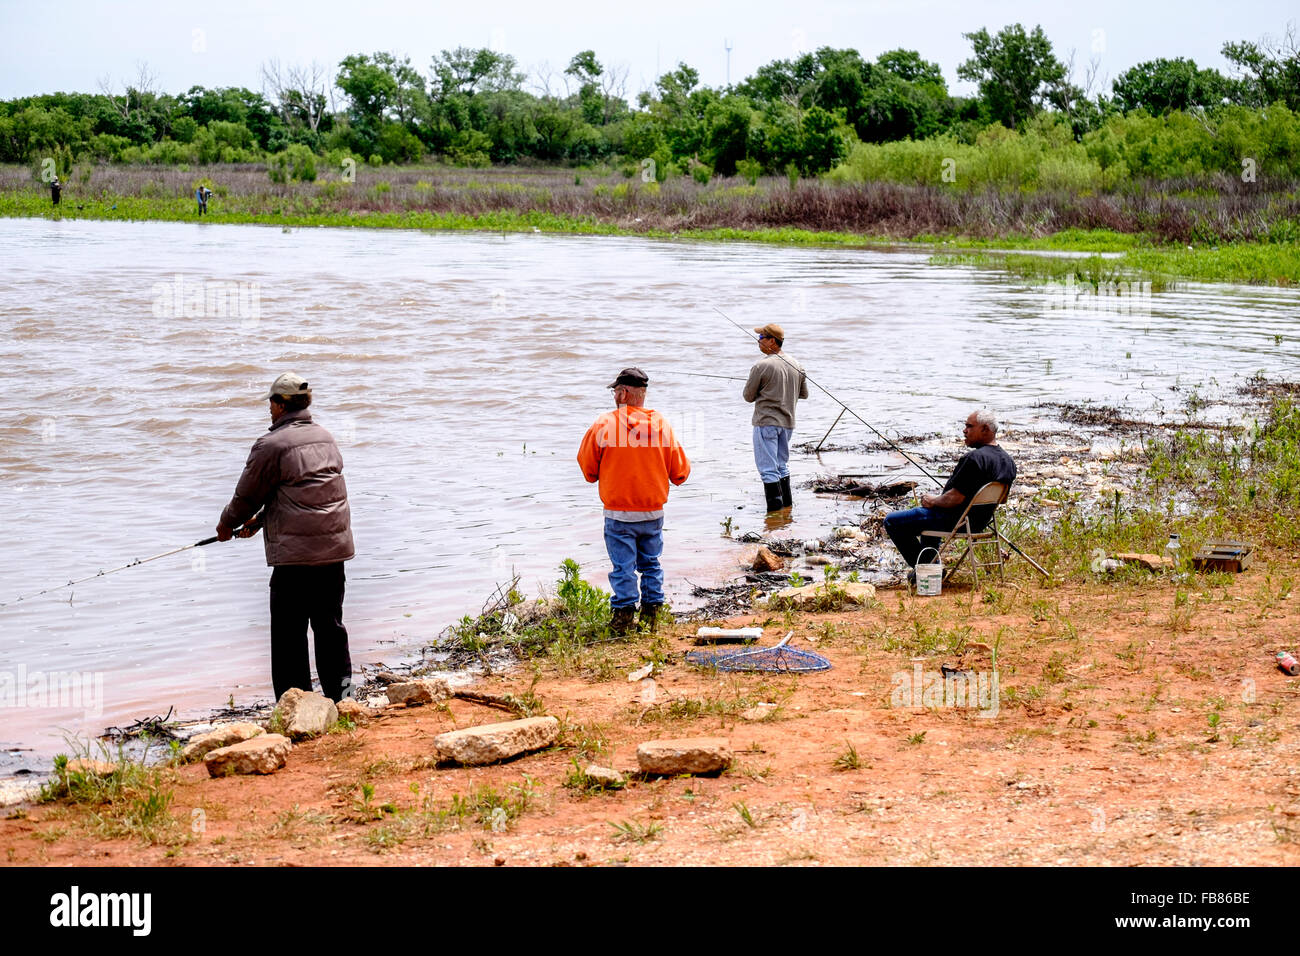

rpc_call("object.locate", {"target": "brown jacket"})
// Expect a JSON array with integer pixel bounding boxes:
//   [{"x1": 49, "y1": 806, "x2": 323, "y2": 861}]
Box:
[{"x1": 220, "y1": 409, "x2": 355, "y2": 566}]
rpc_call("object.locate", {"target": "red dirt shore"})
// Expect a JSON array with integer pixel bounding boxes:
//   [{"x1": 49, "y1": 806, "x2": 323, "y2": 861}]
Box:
[{"x1": 4, "y1": 565, "x2": 1299, "y2": 867}]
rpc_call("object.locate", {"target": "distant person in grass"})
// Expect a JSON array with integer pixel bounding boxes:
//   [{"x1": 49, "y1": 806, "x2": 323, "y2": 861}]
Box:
[
  {"x1": 196, "y1": 186, "x2": 211, "y2": 215},
  {"x1": 577, "y1": 367, "x2": 691, "y2": 635},
  {"x1": 49, "y1": 176, "x2": 61, "y2": 206}
]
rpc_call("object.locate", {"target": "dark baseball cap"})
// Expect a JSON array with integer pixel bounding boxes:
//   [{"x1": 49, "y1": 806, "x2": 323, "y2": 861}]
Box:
[{"x1": 607, "y1": 366, "x2": 649, "y2": 389}]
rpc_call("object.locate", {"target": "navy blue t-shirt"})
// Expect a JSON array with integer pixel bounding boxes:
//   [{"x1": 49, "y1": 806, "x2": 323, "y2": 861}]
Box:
[{"x1": 941, "y1": 444, "x2": 1016, "y2": 530}]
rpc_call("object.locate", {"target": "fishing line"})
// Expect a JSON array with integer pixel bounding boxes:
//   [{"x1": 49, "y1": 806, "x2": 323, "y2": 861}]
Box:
[
  {"x1": 0, "y1": 535, "x2": 223, "y2": 608},
  {"x1": 658, "y1": 371, "x2": 748, "y2": 382}
]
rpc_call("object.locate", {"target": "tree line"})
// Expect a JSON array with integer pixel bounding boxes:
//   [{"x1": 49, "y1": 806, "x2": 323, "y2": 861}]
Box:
[{"x1": 2, "y1": 22, "x2": 1298, "y2": 181}]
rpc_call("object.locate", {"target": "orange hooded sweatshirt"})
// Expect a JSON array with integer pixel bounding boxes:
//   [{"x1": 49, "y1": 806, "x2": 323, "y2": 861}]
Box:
[{"x1": 577, "y1": 405, "x2": 691, "y2": 513}]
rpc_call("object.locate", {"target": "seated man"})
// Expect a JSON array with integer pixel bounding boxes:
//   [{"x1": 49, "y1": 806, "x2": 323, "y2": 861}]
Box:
[{"x1": 883, "y1": 409, "x2": 1016, "y2": 574}]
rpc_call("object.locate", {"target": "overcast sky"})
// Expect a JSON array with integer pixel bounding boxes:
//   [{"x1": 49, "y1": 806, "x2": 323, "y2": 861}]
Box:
[{"x1": 1, "y1": 0, "x2": 1295, "y2": 102}]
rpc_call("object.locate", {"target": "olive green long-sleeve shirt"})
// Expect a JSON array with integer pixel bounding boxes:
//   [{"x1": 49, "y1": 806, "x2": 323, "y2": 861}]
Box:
[{"x1": 743, "y1": 352, "x2": 808, "y2": 428}]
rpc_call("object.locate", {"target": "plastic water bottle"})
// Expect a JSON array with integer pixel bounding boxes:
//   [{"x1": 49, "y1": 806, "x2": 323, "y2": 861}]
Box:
[{"x1": 1165, "y1": 533, "x2": 1181, "y2": 566}]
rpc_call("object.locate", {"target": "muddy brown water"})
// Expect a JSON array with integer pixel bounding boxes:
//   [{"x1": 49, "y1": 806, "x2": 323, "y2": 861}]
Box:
[{"x1": 1, "y1": 217, "x2": 1298, "y2": 770}]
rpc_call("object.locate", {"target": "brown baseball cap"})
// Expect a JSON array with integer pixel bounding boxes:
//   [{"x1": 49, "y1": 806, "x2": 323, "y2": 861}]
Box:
[
  {"x1": 607, "y1": 366, "x2": 649, "y2": 389},
  {"x1": 754, "y1": 323, "x2": 785, "y2": 341}
]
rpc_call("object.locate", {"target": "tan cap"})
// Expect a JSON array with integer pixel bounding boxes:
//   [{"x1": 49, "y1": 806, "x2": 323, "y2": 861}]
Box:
[
  {"x1": 753, "y1": 323, "x2": 785, "y2": 342},
  {"x1": 263, "y1": 373, "x2": 312, "y2": 399}
]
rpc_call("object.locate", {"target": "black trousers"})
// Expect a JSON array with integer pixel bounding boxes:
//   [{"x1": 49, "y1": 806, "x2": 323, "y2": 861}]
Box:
[{"x1": 269, "y1": 562, "x2": 352, "y2": 702}]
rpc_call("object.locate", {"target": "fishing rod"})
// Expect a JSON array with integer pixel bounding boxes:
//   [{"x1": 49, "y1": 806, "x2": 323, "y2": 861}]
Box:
[
  {"x1": 660, "y1": 370, "x2": 748, "y2": 382},
  {"x1": 0, "y1": 535, "x2": 226, "y2": 608},
  {"x1": 712, "y1": 306, "x2": 943, "y2": 486}
]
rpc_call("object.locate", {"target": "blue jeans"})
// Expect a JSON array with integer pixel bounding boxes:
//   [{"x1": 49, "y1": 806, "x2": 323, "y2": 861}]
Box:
[
  {"x1": 753, "y1": 426, "x2": 792, "y2": 483},
  {"x1": 883, "y1": 506, "x2": 958, "y2": 567},
  {"x1": 603, "y1": 517, "x2": 665, "y2": 609}
]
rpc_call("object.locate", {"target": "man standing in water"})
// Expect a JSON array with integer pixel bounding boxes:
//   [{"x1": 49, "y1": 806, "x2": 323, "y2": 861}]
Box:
[
  {"x1": 216, "y1": 373, "x2": 356, "y2": 702},
  {"x1": 743, "y1": 323, "x2": 807, "y2": 512},
  {"x1": 883, "y1": 409, "x2": 1016, "y2": 578},
  {"x1": 578, "y1": 367, "x2": 691, "y2": 635}
]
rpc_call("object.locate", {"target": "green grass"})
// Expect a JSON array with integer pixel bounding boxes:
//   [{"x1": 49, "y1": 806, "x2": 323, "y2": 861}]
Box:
[
  {"x1": 608, "y1": 818, "x2": 663, "y2": 843},
  {"x1": 931, "y1": 241, "x2": 1300, "y2": 286},
  {"x1": 38, "y1": 739, "x2": 184, "y2": 846},
  {"x1": 832, "y1": 741, "x2": 863, "y2": 771},
  {"x1": 1121, "y1": 243, "x2": 1300, "y2": 286}
]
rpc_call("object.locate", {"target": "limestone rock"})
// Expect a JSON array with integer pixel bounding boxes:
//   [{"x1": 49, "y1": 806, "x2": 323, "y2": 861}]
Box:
[
  {"x1": 636, "y1": 737, "x2": 732, "y2": 775},
  {"x1": 740, "y1": 702, "x2": 778, "y2": 722},
  {"x1": 65, "y1": 758, "x2": 117, "y2": 777},
  {"x1": 204, "y1": 734, "x2": 292, "y2": 777},
  {"x1": 180, "y1": 722, "x2": 265, "y2": 763},
  {"x1": 275, "y1": 688, "x2": 338, "y2": 740},
  {"x1": 626, "y1": 663, "x2": 654, "y2": 683},
  {"x1": 336, "y1": 699, "x2": 370, "y2": 721},
  {"x1": 583, "y1": 765, "x2": 626, "y2": 787},
  {"x1": 770, "y1": 581, "x2": 875, "y2": 608},
  {"x1": 386, "y1": 678, "x2": 452, "y2": 707},
  {"x1": 1113, "y1": 552, "x2": 1175, "y2": 571},
  {"x1": 433, "y1": 716, "x2": 559, "y2": 766},
  {"x1": 753, "y1": 547, "x2": 784, "y2": 572}
]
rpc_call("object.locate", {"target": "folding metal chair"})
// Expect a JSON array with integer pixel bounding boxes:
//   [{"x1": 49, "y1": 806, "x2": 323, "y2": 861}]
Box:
[{"x1": 920, "y1": 481, "x2": 1010, "y2": 584}]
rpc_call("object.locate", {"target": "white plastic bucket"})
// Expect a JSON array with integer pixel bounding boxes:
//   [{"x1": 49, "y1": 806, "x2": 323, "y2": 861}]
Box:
[{"x1": 915, "y1": 548, "x2": 943, "y2": 597}]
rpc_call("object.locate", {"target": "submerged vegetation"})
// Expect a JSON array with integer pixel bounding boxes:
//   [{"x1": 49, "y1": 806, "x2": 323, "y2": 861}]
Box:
[{"x1": 1010, "y1": 393, "x2": 1300, "y2": 577}]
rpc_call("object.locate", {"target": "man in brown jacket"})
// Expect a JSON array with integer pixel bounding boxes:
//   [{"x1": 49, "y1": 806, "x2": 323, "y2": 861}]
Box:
[{"x1": 216, "y1": 373, "x2": 356, "y2": 702}]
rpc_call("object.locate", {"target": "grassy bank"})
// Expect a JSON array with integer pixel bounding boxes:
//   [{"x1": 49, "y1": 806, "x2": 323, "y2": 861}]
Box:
[{"x1": 3, "y1": 162, "x2": 1298, "y2": 284}]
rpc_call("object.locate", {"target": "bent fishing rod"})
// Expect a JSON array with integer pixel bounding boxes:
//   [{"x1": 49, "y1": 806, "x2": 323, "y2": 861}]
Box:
[
  {"x1": 0, "y1": 534, "x2": 229, "y2": 608},
  {"x1": 711, "y1": 306, "x2": 942, "y2": 485}
]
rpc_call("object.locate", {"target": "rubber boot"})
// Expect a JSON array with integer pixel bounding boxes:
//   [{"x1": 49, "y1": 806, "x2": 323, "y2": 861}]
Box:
[
  {"x1": 609, "y1": 606, "x2": 636, "y2": 636},
  {"x1": 779, "y1": 475, "x2": 793, "y2": 508},
  {"x1": 763, "y1": 481, "x2": 784, "y2": 513},
  {"x1": 639, "y1": 603, "x2": 663, "y2": 633}
]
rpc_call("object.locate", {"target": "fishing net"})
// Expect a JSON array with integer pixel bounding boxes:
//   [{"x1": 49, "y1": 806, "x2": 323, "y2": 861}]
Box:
[{"x1": 685, "y1": 632, "x2": 831, "y2": 673}]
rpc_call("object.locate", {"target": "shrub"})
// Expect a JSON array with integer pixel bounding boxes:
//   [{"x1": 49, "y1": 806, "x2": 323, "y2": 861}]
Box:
[
  {"x1": 447, "y1": 128, "x2": 492, "y2": 168},
  {"x1": 735, "y1": 157, "x2": 762, "y2": 185},
  {"x1": 170, "y1": 117, "x2": 199, "y2": 144},
  {"x1": 268, "y1": 144, "x2": 318, "y2": 183}
]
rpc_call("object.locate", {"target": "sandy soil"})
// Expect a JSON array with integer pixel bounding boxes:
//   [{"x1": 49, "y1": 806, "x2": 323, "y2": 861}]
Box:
[{"x1": 4, "y1": 557, "x2": 1299, "y2": 867}]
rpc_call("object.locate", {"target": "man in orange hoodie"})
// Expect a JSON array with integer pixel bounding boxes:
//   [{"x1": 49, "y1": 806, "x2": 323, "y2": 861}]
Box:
[{"x1": 577, "y1": 367, "x2": 691, "y2": 634}]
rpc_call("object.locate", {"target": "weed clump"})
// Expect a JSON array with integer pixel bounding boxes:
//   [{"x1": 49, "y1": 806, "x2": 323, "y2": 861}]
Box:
[{"x1": 39, "y1": 739, "x2": 183, "y2": 846}]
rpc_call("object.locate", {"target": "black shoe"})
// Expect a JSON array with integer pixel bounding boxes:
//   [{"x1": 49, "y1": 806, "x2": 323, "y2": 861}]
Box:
[
  {"x1": 763, "y1": 481, "x2": 784, "y2": 512},
  {"x1": 779, "y1": 475, "x2": 793, "y2": 508},
  {"x1": 639, "y1": 603, "x2": 663, "y2": 633},
  {"x1": 610, "y1": 606, "x2": 636, "y2": 636}
]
